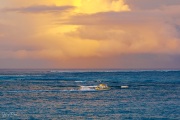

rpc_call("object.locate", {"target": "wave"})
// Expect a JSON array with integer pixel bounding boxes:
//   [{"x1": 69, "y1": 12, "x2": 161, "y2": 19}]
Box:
[
  {"x1": 3, "y1": 88, "x2": 97, "y2": 93},
  {"x1": 0, "y1": 75, "x2": 42, "y2": 77},
  {"x1": 75, "y1": 81, "x2": 86, "y2": 83},
  {"x1": 49, "y1": 69, "x2": 180, "y2": 73},
  {"x1": 79, "y1": 86, "x2": 97, "y2": 91}
]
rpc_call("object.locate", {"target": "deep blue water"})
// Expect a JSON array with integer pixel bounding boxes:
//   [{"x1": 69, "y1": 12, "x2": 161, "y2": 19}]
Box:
[{"x1": 0, "y1": 69, "x2": 179, "y2": 120}]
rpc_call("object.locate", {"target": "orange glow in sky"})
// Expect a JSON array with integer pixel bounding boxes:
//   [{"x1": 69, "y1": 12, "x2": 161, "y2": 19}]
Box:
[{"x1": 0, "y1": 0, "x2": 180, "y2": 69}]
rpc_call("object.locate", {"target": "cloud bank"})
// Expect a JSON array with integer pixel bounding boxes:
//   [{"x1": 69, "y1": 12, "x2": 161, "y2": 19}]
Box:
[
  {"x1": 4, "y1": 5, "x2": 75, "y2": 13},
  {"x1": 0, "y1": 0, "x2": 180, "y2": 69}
]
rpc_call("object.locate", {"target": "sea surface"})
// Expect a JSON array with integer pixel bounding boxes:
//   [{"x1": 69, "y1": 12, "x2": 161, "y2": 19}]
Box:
[{"x1": 0, "y1": 69, "x2": 179, "y2": 120}]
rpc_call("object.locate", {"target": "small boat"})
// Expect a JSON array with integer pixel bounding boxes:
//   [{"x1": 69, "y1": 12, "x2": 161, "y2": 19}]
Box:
[
  {"x1": 79, "y1": 84, "x2": 110, "y2": 91},
  {"x1": 95, "y1": 84, "x2": 110, "y2": 90}
]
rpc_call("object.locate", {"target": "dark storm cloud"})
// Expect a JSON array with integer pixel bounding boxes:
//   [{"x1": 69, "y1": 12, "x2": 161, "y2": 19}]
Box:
[
  {"x1": 3, "y1": 5, "x2": 75, "y2": 13},
  {"x1": 126, "y1": 0, "x2": 180, "y2": 10}
]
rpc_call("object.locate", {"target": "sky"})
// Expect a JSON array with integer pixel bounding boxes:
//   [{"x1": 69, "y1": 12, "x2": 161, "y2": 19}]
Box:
[{"x1": 0, "y1": 0, "x2": 180, "y2": 69}]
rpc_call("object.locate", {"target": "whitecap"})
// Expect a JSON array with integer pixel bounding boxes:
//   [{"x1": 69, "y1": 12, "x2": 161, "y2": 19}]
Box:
[
  {"x1": 121, "y1": 86, "x2": 129, "y2": 89},
  {"x1": 79, "y1": 86, "x2": 97, "y2": 91},
  {"x1": 75, "y1": 81, "x2": 85, "y2": 83}
]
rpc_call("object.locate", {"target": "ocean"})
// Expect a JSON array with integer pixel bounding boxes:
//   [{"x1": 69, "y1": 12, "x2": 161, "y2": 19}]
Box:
[{"x1": 0, "y1": 69, "x2": 179, "y2": 120}]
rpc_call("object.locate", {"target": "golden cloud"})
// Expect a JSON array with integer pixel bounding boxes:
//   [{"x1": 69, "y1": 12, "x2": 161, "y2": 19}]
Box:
[{"x1": 0, "y1": 0, "x2": 180, "y2": 68}]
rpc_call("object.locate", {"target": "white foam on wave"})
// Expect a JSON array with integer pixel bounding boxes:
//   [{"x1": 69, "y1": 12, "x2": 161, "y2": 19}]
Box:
[
  {"x1": 75, "y1": 81, "x2": 85, "y2": 83},
  {"x1": 121, "y1": 86, "x2": 129, "y2": 88},
  {"x1": 79, "y1": 86, "x2": 97, "y2": 91}
]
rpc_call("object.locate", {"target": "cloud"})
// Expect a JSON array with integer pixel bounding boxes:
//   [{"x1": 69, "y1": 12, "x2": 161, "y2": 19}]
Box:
[
  {"x1": 0, "y1": 0, "x2": 180, "y2": 69},
  {"x1": 3, "y1": 5, "x2": 75, "y2": 13},
  {"x1": 64, "y1": 11, "x2": 165, "y2": 25},
  {"x1": 0, "y1": 23, "x2": 3, "y2": 37},
  {"x1": 126, "y1": 0, "x2": 180, "y2": 10},
  {"x1": 63, "y1": 5, "x2": 180, "y2": 56},
  {"x1": 2, "y1": 0, "x2": 129, "y2": 14},
  {"x1": 73, "y1": 0, "x2": 130, "y2": 13}
]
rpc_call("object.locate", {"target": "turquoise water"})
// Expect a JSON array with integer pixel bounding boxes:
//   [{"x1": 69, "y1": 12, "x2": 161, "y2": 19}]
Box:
[{"x1": 0, "y1": 70, "x2": 179, "y2": 119}]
